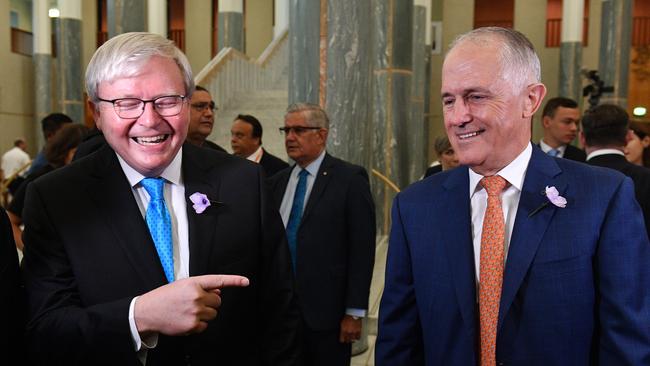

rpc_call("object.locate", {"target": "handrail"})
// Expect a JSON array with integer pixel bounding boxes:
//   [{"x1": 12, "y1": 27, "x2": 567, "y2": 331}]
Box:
[{"x1": 194, "y1": 29, "x2": 289, "y2": 114}]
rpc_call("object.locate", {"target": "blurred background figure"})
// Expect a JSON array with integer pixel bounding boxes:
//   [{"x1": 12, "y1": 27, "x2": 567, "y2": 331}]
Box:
[
  {"x1": 424, "y1": 135, "x2": 459, "y2": 178},
  {"x1": 187, "y1": 85, "x2": 226, "y2": 152},
  {"x1": 1, "y1": 138, "x2": 31, "y2": 203},
  {"x1": 7, "y1": 124, "x2": 89, "y2": 252},
  {"x1": 230, "y1": 114, "x2": 288, "y2": 177},
  {"x1": 538, "y1": 97, "x2": 586, "y2": 162},
  {"x1": 27, "y1": 113, "x2": 73, "y2": 176},
  {"x1": 626, "y1": 121, "x2": 650, "y2": 168}
]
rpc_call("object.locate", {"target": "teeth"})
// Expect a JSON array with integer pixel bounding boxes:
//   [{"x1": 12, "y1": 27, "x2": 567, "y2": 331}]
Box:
[
  {"x1": 459, "y1": 131, "x2": 481, "y2": 139},
  {"x1": 135, "y1": 135, "x2": 168, "y2": 145}
]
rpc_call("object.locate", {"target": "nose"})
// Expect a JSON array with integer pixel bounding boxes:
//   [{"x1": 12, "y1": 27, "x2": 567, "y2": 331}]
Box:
[{"x1": 138, "y1": 100, "x2": 162, "y2": 127}]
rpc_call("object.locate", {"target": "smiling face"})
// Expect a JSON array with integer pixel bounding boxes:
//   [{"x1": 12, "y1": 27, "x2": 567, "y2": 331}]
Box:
[
  {"x1": 543, "y1": 106, "x2": 581, "y2": 147},
  {"x1": 441, "y1": 40, "x2": 545, "y2": 176},
  {"x1": 92, "y1": 56, "x2": 189, "y2": 177}
]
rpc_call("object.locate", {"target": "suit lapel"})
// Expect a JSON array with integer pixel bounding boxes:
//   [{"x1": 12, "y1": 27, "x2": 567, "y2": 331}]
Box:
[
  {"x1": 87, "y1": 146, "x2": 167, "y2": 288},
  {"x1": 183, "y1": 145, "x2": 220, "y2": 276},
  {"x1": 301, "y1": 153, "x2": 334, "y2": 223},
  {"x1": 498, "y1": 147, "x2": 564, "y2": 330},
  {"x1": 440, "y1": 167, "x2": 477, "y2": 332}
]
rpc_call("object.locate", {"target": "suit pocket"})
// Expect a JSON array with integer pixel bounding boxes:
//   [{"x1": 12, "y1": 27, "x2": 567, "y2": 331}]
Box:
[{"x1": 530, "y1": 254, "x2": 592, "y2": 280}]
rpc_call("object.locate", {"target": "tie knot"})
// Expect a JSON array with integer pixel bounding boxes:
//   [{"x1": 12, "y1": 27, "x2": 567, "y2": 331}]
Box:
[
  {"x1": 298, "y1": 169, "x2": 309, "y2": 179},
  {"x1": 480, "y1": 175, "x2": 507, "y2": 196},
  {"x1": 141, "y1": 177, "x2": 165, "y2": 201},
  {"x1": 547, "y1": 148, "x2": 559, "y2": 157}
]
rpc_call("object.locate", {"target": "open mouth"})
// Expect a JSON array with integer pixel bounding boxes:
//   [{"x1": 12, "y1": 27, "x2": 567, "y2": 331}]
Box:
[
  {"x1": 133, "y1": 134, "x2": 170, "y2": 145},
  {"x1": 458, "y1": 129, "x2": 485, "y2": 140}
]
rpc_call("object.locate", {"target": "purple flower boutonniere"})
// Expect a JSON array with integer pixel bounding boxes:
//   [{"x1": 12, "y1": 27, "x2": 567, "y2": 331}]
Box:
[
  {"x1": 529, "y1": 185, "x2": 567, "y2": 217},
  {"x1": 189, "y1": 192, "x2": 221, "y2": 214},
  {"x1": 545, "y1": 186, "x2": 567, "y2": 208}
]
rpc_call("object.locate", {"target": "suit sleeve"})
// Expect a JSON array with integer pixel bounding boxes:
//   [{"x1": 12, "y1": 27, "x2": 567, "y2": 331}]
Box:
[
  {"x1": 257, "y1": 167, "x2": 301, "y2": 365},
  {"x1": 0, "y1": 208, "x2": 25, "y2": 359},
  {"x1": 597, "y1": 177, "x2": 650, "y2": 363},
  {"x1": 344, "y1": 168, "x2": 376, "y2": 310},
  {"x1": 21, "y1": 181, "x2": 139, "y2": 365},
  {"x1": 375, "y1": 194, "x2": 424, "y2": 365}
]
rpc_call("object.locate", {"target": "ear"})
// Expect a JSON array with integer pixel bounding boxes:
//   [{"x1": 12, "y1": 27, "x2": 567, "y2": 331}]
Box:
[
  {"x1": 579, "y1": 131, "x2": 587, "y2": 148},
  {"x1": 626, "y1": 129, "x2": 635, "y2": 144},
  {"x1": 522, "y1": 83, "x2": 547, "y2": 118},
  {"x1": 319, "y1": 128, "x2": 329, "y2": 144},
  {"x1": 89, "y1": 100, "x2": 102, "y2": 130},
  {"x1": 643, "y1": 135, "x2": 650, "y2": 148},
  {"x1": 542, "y1": 115, "x2": 551, "y2": 128}
]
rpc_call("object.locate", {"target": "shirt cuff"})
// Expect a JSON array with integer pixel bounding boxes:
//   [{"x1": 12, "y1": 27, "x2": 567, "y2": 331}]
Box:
[
  {"x1": 129, "y1": 296, "x2": 159, "y2": 351},
  {"x1": 345, "y1": 308, "x2": 367, "y2": 318}
]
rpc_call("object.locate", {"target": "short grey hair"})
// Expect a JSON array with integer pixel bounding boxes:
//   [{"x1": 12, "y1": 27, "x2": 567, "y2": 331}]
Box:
[
  {"x1": 447, "y1": 27, "x2": 541, "y2": 90},
  {"x1": 285, "y1": 103, "x2": 330, "y2": 129},
  {"x1": 85, "y1": 32, "x2": 194, "y2": 102}
]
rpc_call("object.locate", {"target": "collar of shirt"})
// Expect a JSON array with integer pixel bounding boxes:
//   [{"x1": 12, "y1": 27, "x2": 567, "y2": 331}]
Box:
[
  {"x1": 117, "y1": 148, "x2": 183, "y2": 187},
  {"x1": 539, "y1": 139, "x2": 567, "y2": 157},
  {"x1": 295, "y1": 149, "x2": 326, "y2": 177},
  {"x1": 279, "y1": 149, "x2": 326, "y2": 227},
  {"x1": 246, "y1": 146, "x2": 264, "y2": 163},
  {"x1": 586, "y1": 148, "x2": 625, "y2": 161},
  {"x1": 469, "y1": 142, "x2": 532, "y2": 198}
]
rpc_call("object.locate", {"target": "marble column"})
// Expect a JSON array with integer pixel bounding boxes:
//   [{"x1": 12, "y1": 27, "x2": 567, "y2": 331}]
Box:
[
  {"x1": 274, "y1": 0, "x2": 289, "y2": 39},
  {"x1": 56, "y1": 0, "x2": 83, "y2": 125},
  {"x1": 410, "y1": 0, "x2": 428, "y2": 182},
  {"x1": 324, "y1": 1, "x2": 372, "y2": 168},
  {"x1": 288, "y1": 0, "x2": 321, "y2": 104},
  {"x1": 147, "y1": 0, "x2": 167, "y2": 37},
  {"x1": 559, "y1": 0, "x2": 583, "y2": 101},
  {"x1": 218, "y1": 0, "x2": 244, "y2": 52},
  {"x1": 33, "y1": 0, "x2": 52, "y2": 150},
  {"x1": 107, "y1": 0, "x2": 146, "y2": 38},
  {"x1": 422, "y1": 0, "x2": 432, "y2": 165},
  {"x1": 371, "y1": 0, "x2": 413, "y2": 234},
  {"x1": 598, "y1": 0, "x2": 632, "y2": 108}
]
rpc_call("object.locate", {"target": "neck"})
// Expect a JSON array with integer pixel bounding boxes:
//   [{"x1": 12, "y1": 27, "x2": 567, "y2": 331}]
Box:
[
  {"x1": 186, "y1": 136, "x2": 205, "y2": 146},
  {"x1": 542, "y1": 137, "x2": 562, "y2": 149},
  {"x1": 584, "y1": 145, "x2": 624, "y2": 155}
]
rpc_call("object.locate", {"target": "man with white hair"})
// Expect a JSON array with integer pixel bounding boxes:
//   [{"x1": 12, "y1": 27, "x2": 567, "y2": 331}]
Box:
[
  {"x1": 377, "y1": 27, "x2": 650, "y2": 365},
  {"x1": 21, "y1": 32, "x2": 299, "y2": 365}
]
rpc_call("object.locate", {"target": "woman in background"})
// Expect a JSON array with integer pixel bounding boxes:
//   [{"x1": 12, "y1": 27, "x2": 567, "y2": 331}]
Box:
[{"x1": 626, "y1": 120, "x2": 650, "y2": 168}]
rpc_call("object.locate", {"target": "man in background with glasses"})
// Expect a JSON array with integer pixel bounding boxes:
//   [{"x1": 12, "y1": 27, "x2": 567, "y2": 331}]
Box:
[
  {"x1": 269, "y1": 103, "x2": 376, "y2": 366},
  {"x1": 20, "y1": 32, "x2": 299, "y2": 365},
  {"x1": 187, "y1": 85, "x2": 226, "y2": 152}
]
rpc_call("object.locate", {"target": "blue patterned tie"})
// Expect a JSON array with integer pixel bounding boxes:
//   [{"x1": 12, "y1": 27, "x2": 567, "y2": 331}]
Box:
[
  {"x1": 141, "y1": 177, "x2": 174, "y2": 283},
  {"x1": 286, "y1": 169, "x2": 309, "y2": 272},
  {"x1": 547, "y1": 148, "x2": 559, "y2": 157}
]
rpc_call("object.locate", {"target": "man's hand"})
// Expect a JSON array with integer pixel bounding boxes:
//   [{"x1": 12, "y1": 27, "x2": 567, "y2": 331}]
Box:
[
  {"x1": 339, "y1": 315, "x2": 362, "y2": 343},
  {"x1": 134, "y1": 274, "x2": 249, "y2": 336}
]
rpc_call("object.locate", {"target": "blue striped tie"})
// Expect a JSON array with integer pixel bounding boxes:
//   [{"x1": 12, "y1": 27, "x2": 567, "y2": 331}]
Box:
[
  {"x1": 141, "y1": 177, "x2": 174, "y2": 283},
  {"x1": 286, "y1": 169, "x2": 309, "y2": 272}
]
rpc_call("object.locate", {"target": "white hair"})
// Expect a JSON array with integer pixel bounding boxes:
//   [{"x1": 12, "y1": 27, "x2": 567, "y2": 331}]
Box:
[
  {"x1": 85, "y1": 32, "x2": 194, "y2": 101},
  {"x1": 285, "y1": 103, "x2": 330, "y2": 129},
  {"x1": 447, "y1": 27, "x2": 541, "y2": 91}
]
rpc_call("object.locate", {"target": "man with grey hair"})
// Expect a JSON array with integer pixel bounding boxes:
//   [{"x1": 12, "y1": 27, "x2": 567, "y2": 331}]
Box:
[
  {"x1": 377, "y1": 27, "x2": 650, "y2": 365},
  {"x1": 269, "y1": 103, "x2": 376, "y2": 366},
  {"x1": 21, "y1": 32, "x2": 299, "y2": 365}
]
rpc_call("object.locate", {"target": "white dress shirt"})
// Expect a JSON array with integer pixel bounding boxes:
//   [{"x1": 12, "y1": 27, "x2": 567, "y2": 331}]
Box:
[
  {"x1": 539, "y1": 139, "x2": 566, "y2": 158},
  {"x1": 586, "y1": 148, "x2": 625, "y2": 161},
  {"x1": 116, "y1": 148, "x2": 190, "y2": 361},
  {"x1": 1, "y1": 146, "x2": 30, "y2": 177},
  {"x1": 469, "y1": 143, "x2": 532, "y2": 282},
  {"x1": 246, "y1": 146, "x2": 264, "y2": 163}
]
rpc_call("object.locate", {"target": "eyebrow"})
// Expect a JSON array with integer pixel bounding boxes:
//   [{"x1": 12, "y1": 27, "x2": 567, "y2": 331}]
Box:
[{"x1": 441, "y1": 88, "x2": 490, "y2": 99}]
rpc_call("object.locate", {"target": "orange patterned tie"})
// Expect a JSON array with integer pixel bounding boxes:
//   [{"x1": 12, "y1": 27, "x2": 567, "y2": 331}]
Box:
[{"x1": 479, "y1": 175, "x2": 508, "y2": 366}]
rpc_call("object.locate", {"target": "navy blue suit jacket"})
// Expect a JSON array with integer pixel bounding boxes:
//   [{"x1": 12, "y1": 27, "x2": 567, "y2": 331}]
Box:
[{"x1": 377, "y1": 146, "x2": 650, "y2": 365}]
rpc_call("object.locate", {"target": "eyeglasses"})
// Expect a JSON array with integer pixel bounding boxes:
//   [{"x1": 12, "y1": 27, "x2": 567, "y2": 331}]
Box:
[
  {"x1": 191, "y1": 101, "x2": 217, "y2": 112},
  {"x1": 97, "y1": 95, "x2": 186, "y2": 119},
  {"x1": 279, "y1": 126, "x2": 322, "y2": 136}
]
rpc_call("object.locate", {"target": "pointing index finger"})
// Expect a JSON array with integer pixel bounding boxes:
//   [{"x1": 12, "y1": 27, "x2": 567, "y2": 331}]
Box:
[{"x1": 194, "y1": 274, "x2": 250, "y2": 290}]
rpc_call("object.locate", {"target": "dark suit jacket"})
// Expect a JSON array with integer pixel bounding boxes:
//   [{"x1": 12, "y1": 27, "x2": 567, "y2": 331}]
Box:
[
  {"x1": 21, "y1": 143, "x2": 300, "y2": 365},
  {"x1": 259, "y1": 148, "x2": 289, "y2": 178},
  {"x1": 0, "y1": 208, "x2": 24, "y2": 360},
  {"x1": 587, "y1": 152, "x2": 650, "y2": 239},
  {"x1": 203, "y1": 139, "x2": 227, "y2": 153},
  {"x1": 563, "y1": 143, "x2": 586, "y2": 162},
  {"x1": 423, "y1": 165, "x2": 442, "y2": 178},
  {"x1": 269, "y1": 153, "x2": 376, "y2": 330},
  {"x1": 377, "y1": 146, "x2": 650, "y2": 365}
]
